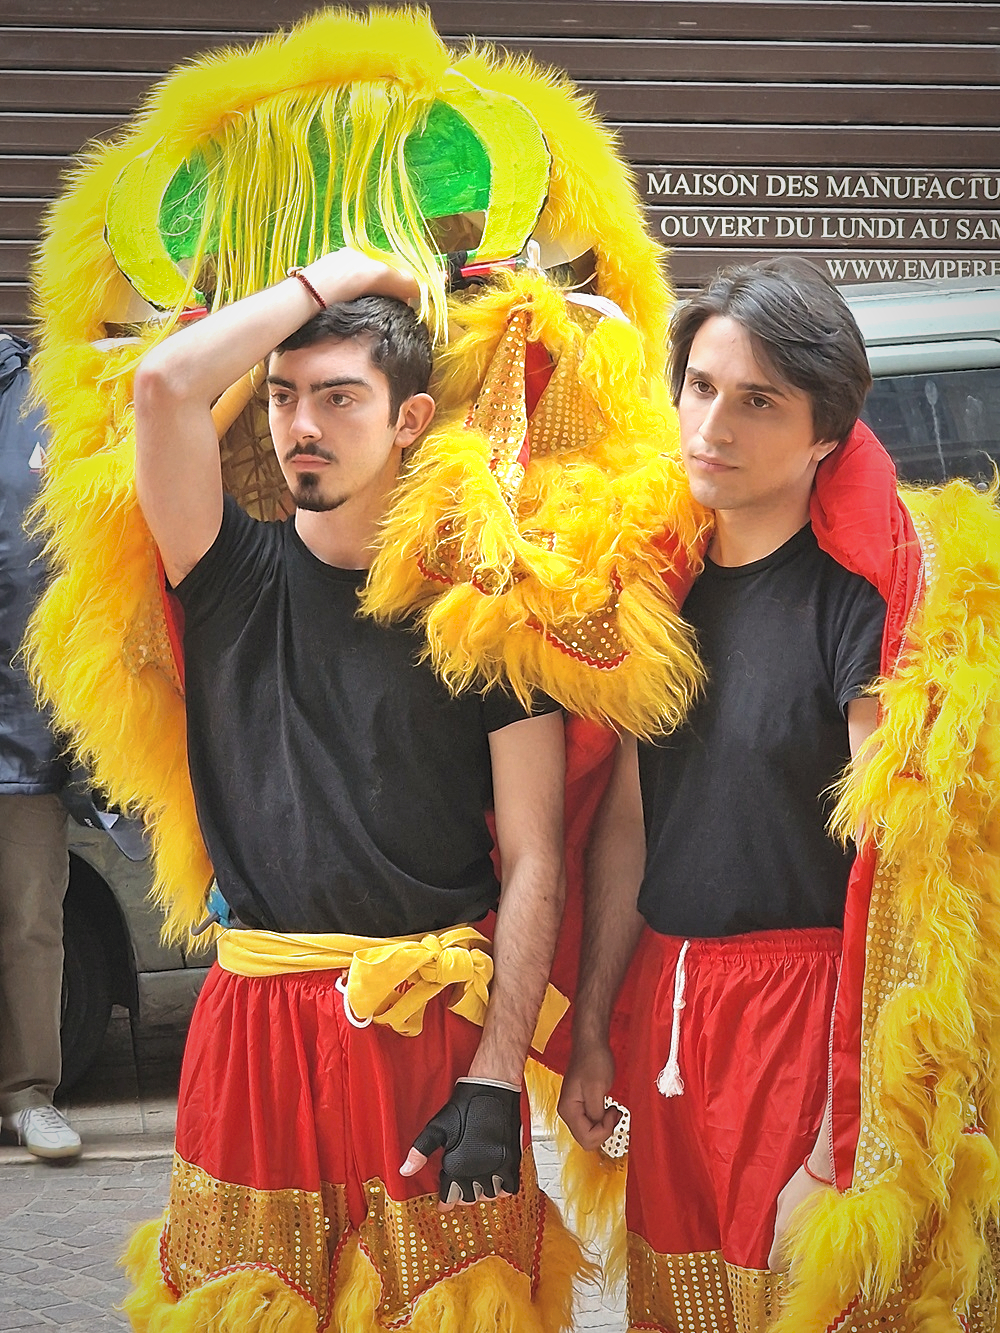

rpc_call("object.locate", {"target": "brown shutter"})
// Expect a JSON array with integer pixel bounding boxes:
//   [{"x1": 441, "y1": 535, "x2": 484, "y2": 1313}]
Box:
[{"x1": 2, "y1": 1, "x2": 998, "y2": 331}]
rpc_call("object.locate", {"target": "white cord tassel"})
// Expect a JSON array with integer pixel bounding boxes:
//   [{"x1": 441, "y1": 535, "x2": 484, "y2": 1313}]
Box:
[
  {"x1": 656, "y1": 940, "x2": 691, "y2": 1098},
  {"x1": 335, "y1": 974, "x2": 372, "y2": 1029}
]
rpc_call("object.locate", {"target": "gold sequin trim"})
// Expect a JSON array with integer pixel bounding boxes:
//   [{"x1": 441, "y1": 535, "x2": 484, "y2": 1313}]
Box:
[
  {"x1": 417, "y1": 305, "x2": 620, "y2": 640},
  {"x1": 853, "y1": 859, "x2": 920, "y2": 1189},
  {"x1": 359, "y1": 1145, "x2": 544, "y2": 1328},
  {"x1": 162, "y1": 1153, "x2": 349, "y2": 1321},
  {"x1": 541, "y1": 574, "x2": 627, "y2": 668},
  {"x1": 420, "y1": 518, "x2": 518, "y2": 595},
  {"x1": 122, "y1": 585, "x2": 182, "y2": 694},
  {"x1": 530, "y1": 308, "x2": 606, "y2": 457},
  {"x1": 826, "y1": 1259, "x2": 996, "y2": 1332},
  {"x1": 626, "y1": 1232, "x2": 781, "y2": 1333},
  {"x1": 468, "y1": 308, "x2": 530, "y2": 509},
  {"x1": 626, "y1": 1233, "x2": 999, "y2": 1331},
  {"x1": 419, "y1": 523, "x2": 554, "y2": 595}
]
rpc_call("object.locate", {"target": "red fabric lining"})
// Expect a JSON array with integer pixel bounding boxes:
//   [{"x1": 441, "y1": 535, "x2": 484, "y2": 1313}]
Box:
[
  {"x1": 810, "y1": 423, "x2": 921, "y2": 1191},
  {"x1": 155, "y1": 549, "x2": 186, "y2": 691}
]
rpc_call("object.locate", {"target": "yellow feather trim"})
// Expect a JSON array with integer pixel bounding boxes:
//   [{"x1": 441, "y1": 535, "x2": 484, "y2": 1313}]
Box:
[
  {"x1": 525, "y1": 1060, "x2": 628, "y2": 1294},
  {"x1": 363, "y1": 272, "x2": 708, "y2": 736},
  {"x1": 26, "y1": 7, "x2": 684, "y2": 937},
  {"x1": 123, "y1": 1216, "x2": 316, "y2": 1330},
  {"x1": 122, "y1": 1196, "x2": 597, "y2": 1332},
  {"x1": 776, "y1": 481, "x2": 1000, "y2": 1329}
]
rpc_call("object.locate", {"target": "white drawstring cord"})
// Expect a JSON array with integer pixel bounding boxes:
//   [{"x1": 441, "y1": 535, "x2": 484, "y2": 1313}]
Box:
[
  {"x1": 335, "y1": 974, "x2": 372, "y2": 1029},
  {"x1": 656, "y1": 940, "x2": 691, "y2": 1098}
]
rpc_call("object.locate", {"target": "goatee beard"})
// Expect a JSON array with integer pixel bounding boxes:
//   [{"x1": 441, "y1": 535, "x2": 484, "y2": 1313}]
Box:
[{"x1": 293, "y1": 476, "x2": 347, "y2": 513}]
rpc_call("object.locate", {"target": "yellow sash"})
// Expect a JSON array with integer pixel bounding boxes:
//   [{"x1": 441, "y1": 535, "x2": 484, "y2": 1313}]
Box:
[{"x1": 216, "y1": 925, "x2": 568, "y2": 1053}]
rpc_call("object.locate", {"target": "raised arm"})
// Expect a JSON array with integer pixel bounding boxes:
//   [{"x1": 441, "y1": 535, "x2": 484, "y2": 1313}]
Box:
[
  {"x1": 133, "y1": 249, "x2": 419, "y2": 586},
  {"x1": 558, "y1": 733, "x2": 647, "y2": 1150}
]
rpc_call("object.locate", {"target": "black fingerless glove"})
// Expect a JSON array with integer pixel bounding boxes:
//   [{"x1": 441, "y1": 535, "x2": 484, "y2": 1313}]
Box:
[{"x1": 412, "y1": 1077, "x2": 522, "y2": 1204}]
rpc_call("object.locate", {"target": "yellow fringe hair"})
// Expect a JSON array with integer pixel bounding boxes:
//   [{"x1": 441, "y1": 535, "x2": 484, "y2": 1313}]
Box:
[
  {"x1": 526, "y1": 1059, "x2": 627, "y2": 1294},
  {"x1": 363, "y1": 270, "x2": 708, "y2": 735},
  {"x1": 778, "y1": 481, "x2": 1000, "y2": 1328},
  {"x1": 25, "y1": 6, "x2": 687, "y2": 942}
]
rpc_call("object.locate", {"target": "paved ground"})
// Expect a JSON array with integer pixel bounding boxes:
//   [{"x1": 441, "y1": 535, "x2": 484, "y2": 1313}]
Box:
[
  {"x1": 0, "y1": 1156, "x2": 170, "y2": 1331},
  {"x1": 0, "y1": 1010, "x2": 626, "y2": 1331}
]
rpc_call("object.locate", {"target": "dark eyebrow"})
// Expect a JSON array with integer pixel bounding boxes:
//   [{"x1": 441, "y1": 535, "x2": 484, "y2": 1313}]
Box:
[
  {"x1": 310, "y1": 376, "x2": 371, "y2": 394},
  {"x1": 265, "y1": 375, "x2": 372, "y2": 393},
  {"x1": 685, "y1": 365, "x2": 787, "y2": 398}
]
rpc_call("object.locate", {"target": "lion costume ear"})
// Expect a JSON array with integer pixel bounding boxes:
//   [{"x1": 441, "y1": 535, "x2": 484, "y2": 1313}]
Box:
[{"x1": 27, "y1": 7, "x2": 704, "y2": 942}]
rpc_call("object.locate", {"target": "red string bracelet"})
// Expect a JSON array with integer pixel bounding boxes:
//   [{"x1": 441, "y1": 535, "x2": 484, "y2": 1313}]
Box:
[
  {"x1": 802, "y1": 1157, "x2": 834, "y2": 1187},
  {"x1": 287, "y1": 266, "x2": 327, "y2": 311}
]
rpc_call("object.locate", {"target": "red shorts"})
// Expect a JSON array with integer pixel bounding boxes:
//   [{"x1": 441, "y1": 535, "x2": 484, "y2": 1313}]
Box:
[
  {"x1": 625, "y1": 926, "x2": 841, "y2": 1272},
  {"x1": 123, "y1": 962, "x2": 588, "y2": 1331}
]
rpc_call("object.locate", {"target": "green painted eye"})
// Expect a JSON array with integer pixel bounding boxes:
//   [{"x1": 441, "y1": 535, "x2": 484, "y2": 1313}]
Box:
[
  {"x1": 157, "y1": 101, "x2": 493, "y2": 269},
  {"x1": 105, "y1": 73, "x2": 550, "y2": 312}
]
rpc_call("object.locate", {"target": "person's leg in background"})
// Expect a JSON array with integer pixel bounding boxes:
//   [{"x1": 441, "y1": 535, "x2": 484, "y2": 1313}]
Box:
[{"x1": 0, "y1": 792, "x2": 81, "y2": 1159}]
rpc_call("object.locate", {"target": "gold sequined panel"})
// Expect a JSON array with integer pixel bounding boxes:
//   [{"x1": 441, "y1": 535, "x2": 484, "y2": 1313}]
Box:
[
  {"x1": 627, "y1": 1234, "x2": 997, "y2": 1332},
  {"x1": 973, "y1": 1219, "x2": 1000, "y2": 1333},
  {"x1": 626, "y1": 1232, "x2": 782, "y2": 1333},
  {"x1": 826, "y1": 1261, "x2": 997, "y2": 1332},
  {"x1": 530, "y1": 306, "x2": 606, "y2": 457},
  {"x1": 468, "y1": 308, "x2": 530, "y2": 508},
  {"x1": 420, "y1": 520, "x2": 556, "y2": 594},
  {"x1": 163, "y1": 1153, "x2": 349, "y2": 1321},
  {"x1": 122, "y1": 585, "x2": 182, "y2": 694},
  {"x1": 542, "y1": 590, "x2": 627, "y2": 669},
  {"x1": 220, "y1": 397, "x2": 294, "y2": 522},
  {"x1": 853, "y1": 859, "x2": 920, "y2": 1188},
  {"x1": 360, "y1": 1145, "x2": 544, "y2": 1328}
]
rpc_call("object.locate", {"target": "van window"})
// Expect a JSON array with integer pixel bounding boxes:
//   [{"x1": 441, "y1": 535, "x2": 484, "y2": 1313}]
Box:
[{"x1": 861, "y1": 368, "x2": 1000, "y2": 485}]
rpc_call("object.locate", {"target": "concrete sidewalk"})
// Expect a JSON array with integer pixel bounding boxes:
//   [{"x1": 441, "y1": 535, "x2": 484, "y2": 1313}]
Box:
[
  {"x1": 0, "y1": 1012, "x2": 178, "y2": 1330},
  {"x1": 1, "y1": 1009, "x2": 626, "y2": 1331},
  {"x1": 1, "y1": 1011, "x2": 182, "y2": 1169}
]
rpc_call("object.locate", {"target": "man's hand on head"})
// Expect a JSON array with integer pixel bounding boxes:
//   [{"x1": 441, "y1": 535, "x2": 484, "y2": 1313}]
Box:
[
  {"x1": 400, "y1": 1078, "x2": 522, "y2": 1212},
  {"x1": 303, "y1": 249, "x2": 424, "y2": 309}
]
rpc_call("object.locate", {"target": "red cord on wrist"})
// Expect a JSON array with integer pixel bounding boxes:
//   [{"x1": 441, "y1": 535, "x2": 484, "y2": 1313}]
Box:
[
  {"x1": 288, "y1": 267, "x2": 327, "y2": 310},
  {"x1": 802, "y1": 1156, "x2": 834, "y2": 1187}
]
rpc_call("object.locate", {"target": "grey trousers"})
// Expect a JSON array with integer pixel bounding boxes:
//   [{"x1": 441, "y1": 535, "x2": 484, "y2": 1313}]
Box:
[{"x1": 0, "y1": 793, "x2": 69, "y2": 1114}]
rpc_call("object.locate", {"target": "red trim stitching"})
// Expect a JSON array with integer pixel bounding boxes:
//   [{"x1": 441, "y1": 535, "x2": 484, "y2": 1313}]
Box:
[
  {"x1": 416, "y1": 553, "x2": 455, "y2": 587},
  {"x1": 541, "y1": 629, "x2": 627, "y2": 670},
  {"x1": 826, "y1": 1293, "x2": 862, "y2": 1332}
]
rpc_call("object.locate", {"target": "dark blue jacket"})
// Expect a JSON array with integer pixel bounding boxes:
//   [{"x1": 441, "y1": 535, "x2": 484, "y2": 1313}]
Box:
[{"x1": 0, "y1": 333, "x2": 66, "y2": 794}]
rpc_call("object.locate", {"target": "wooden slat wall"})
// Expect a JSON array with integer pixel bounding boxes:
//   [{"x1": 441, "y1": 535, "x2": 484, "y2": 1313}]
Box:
[{"x1": 2, "y1": 1, "x2": 998, "y2": 331}]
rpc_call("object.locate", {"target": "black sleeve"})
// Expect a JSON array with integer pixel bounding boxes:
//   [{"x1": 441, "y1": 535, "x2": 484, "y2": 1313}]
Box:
[
  {"x1": 481, "y1": 686, "x2": 562, "y2": 735},
  {"x1": 173, "y1": 494, "x2": 276, "y2": 629},
  {"x1": 831, "y1": 577, "x2": 887, "y2": 714}
]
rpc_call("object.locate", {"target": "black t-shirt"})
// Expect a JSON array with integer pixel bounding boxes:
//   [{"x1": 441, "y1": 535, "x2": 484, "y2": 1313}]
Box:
[
  {"x1": 637, "y1": 523, "x2": 886, "y2": 938},
  {"x1": 175, "y1": 497, "x2": 557, "y2": 935}
]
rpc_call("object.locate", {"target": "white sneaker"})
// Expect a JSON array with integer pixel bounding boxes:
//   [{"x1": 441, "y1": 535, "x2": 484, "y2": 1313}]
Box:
[{"x1": 5, "y1": 1105, "x2": 82, "y2": 1160}]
